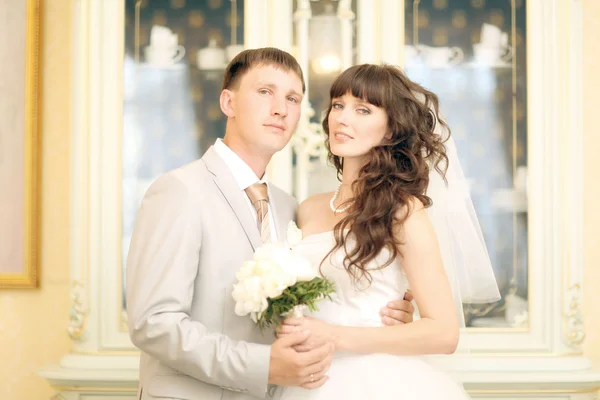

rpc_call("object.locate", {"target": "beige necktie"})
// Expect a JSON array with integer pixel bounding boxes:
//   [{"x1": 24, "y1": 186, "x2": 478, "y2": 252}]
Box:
[{"x1": 245, "y1": 183, "x2": 271, "y2": 243}]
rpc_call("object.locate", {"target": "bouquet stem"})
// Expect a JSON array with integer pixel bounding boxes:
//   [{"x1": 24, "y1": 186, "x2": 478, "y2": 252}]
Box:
[{"x1": 285, "y1": 304, "x2": 307, "y2": 319}]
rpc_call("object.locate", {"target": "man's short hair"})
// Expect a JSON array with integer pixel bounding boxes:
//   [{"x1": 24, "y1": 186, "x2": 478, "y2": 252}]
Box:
[{"x1": 221, "y1": 47, "x2": 305, "y2": 93}]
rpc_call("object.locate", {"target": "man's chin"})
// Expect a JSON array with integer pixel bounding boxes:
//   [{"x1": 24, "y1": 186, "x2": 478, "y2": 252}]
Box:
[
  {"x1": 265, "y1": 137, "x2": 292, "y2": 153},
  {"x1": 268, "y1": 145, "x2": 288, "y2": 155},
  {"x1": 253, "y1": 142, "x2": 285, "y2": 157}
]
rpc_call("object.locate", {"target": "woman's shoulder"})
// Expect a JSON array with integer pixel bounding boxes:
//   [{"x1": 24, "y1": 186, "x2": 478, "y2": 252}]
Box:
[
  {"x1": 395, "y1": 196, "x2": 427, "y2": 220},
  {"x1": 297, "y1": 192, "x2": 333, "y2": 224},
  {"x1": 299, "y1": 192, "x2": 332, "y2": 212},
  {"x1": 393, "y1": 196, "x2": 435, "y2": 244}
]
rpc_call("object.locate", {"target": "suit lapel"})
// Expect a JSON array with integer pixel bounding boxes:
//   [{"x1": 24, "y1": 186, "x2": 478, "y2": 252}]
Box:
[
  {"x1": 203, "y1": 147, "x2": 262, "y2": 251},
  {"x1": 268, "y1": 187, "x2": 289, "y2": 243}
]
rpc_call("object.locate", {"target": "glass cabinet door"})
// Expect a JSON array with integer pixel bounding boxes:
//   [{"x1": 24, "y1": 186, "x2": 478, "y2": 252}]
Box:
[
  {"x1": 119, "y1": 0, "x2": 530, "y2": 331},
  {"x1": 404, "y1": 0, "x2": 528, "y2": 329},
  {"x1": 121, "y1": 0, "x2": 245, "y2": 311},
  {"x1": 58, "y1": 0, "x2": 589, "y2": 376},
  {"x1": 290, "y1": 0, "x2": 359, "y2": 201}
]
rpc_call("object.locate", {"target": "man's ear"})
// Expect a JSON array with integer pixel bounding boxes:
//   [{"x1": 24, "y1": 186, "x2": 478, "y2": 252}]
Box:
[{"x1": 220, "y1": 89, "x2": 235, "y2": 118}]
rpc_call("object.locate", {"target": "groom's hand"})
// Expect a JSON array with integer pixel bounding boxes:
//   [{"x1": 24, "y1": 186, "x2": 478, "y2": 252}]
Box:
[
  {"x1": 380, "y1": 290, "x2": 415, "y2": 326},
  {"x1": 269, "y1": 330, "x2": 334, "y2": 389}
]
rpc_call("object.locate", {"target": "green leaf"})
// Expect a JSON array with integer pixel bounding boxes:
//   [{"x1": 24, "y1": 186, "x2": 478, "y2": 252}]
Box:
[{"x1": 255, "y1": 277, "x2": 336, "y2": 331}]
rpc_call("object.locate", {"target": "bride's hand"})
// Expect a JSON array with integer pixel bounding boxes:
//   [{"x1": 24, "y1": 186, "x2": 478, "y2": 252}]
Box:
[{"x1": 278, "y1": 317, "x2": 337, "y2": 353}]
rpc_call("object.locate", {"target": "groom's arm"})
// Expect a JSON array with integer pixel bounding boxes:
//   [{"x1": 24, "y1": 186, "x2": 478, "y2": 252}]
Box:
[
  {"x1": 380, "y1": 291, "x2": 415, "y2": 326},
  {"x1": 126, "y1": 174, "x2": 272, "y2": 398}
]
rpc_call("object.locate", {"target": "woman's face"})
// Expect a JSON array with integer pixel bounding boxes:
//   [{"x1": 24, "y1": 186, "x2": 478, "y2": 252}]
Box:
[{"x1": 327, "y1": 92, "x2": 389, "y2": 161}]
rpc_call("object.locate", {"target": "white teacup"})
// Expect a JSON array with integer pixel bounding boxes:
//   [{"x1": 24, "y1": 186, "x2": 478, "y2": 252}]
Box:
[
  {"x1": 418, "y1": 45, "x2": 464, "y2": 68},
  {"x1": 144, "y1": 45, "x2": 185, "y2": 67},
  {"x1": 225, "y1": 44, "x2": 244, "y2": 62},
  {"x1": 480, "y1": 23, "x2": 504, "y2": 48},
  {"x1": 196, "y1": 39, "x2": 226, "y2": 70},
  {"x1": 473, "y1": 43, "x2": 512, "y2": 65},
  {"x1": 150, "y1": 25, "x2": 179, "y2": 50}
]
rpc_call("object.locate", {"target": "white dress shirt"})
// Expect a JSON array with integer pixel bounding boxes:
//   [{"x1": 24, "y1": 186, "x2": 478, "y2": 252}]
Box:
[{"x1": 213, "y1": 138, "x2": 278, "y2": 241}]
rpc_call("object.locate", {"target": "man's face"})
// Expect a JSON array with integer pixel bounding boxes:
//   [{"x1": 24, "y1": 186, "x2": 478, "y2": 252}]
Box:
[{"x1": 225, "y1": 64, "x2": 304, "y2": 156}]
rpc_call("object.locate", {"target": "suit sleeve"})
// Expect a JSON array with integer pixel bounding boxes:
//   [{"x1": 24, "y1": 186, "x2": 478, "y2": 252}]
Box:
[{"x1": 126, "y1": 173, "x2": 272, "y2": 398}]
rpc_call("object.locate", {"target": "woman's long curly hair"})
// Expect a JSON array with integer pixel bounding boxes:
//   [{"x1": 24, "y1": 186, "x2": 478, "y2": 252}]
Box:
[{"x1": 322, "y1": 64, "x2": 450, "y2": 286}]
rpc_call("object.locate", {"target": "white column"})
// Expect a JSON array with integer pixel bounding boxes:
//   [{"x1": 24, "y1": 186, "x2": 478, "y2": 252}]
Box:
[
  {"x1": 379, "y1": 0, "x2": 401, "y2": 65},
  {"x1": 267, "y1": 0, "x2": 295, "y2": 193},
  {"x1": 294, "y1": 0, "x2": 311, "y2": 98},
  {"x1": 244, "y1": 0, "x2": 269, "y2": 48},
  {"x1": 338, "y1": 0, "x2": 355, "y2": 70},
  {"x1": 291, "y1": 0, "x2": 312, "y2": 200},
  {"x1": 357, "y1": 0, "x2": 379, "y2": 63},
  {"x1": 40, "y1": 2, "x2": 141, "y2": 389}
]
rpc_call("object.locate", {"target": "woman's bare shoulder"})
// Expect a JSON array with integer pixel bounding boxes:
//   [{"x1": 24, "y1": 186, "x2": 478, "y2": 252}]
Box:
[{"x1": 297, "y1": 192, "x2": 334, "y2": 226}]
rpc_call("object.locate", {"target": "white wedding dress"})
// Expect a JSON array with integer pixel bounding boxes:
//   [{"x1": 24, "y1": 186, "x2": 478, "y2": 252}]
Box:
[{"x1": 277, "y1": 230, "x2": 471, "y2": 400}]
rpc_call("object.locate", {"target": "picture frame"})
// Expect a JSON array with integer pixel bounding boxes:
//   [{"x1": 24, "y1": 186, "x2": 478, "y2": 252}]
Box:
[{"x1": 0, "y1": 0, "x2": 41, "y2": 288}]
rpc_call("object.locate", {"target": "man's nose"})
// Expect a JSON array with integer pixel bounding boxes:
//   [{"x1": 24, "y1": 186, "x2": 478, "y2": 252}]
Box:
[{"x1": 271, "y1": 97, "x2": 288, "y2": 117}]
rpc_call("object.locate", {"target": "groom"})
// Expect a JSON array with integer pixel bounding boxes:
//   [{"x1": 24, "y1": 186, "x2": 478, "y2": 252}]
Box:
[{"x1": 126, "y1": 47, "x2": 414, "y2": 400}]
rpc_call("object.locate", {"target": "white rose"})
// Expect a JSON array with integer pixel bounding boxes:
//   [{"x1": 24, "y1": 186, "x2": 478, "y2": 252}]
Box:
[
  {"x1": 282, "y1": 251, "x2": 317, "y2": 282},
  {"x1": 253, "y1": 243, "x2": 316, "y2": 281},
  {"x1": 262, "y1": 268, "x2": 296, "y2": 298},
  {"x1": 235, "y1": 299, "x2": 260, "y2": 317},
  {"x1": 232, "y1": 276, "x2": 267, "y2": 316},
  {"x1": 251, "y1": 310, "x2": 263, "y2": 323},
  {"x1": 252, "y1": 259, "x2": 280, "y2": 278},
  {"x1": 250, "y1": 257, "x2": 296, "y2": 298},
  {"x1": 253, "y1": 243, "x2": 292, "y2": 267},
  {"x1": 236, "y1": 260, "x2": 257, "y2": 281},
  {"x1": 286, "y1": 221, "x2": 303, "y2": 247},
  {"x1": 246, "y1": 298, "x2": 269, "y2": 324}
]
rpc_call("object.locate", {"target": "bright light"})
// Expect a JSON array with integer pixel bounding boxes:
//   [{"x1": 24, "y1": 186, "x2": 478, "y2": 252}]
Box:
[{"x1": 311, "y1": 55, "x2": 341, "y2": 74}]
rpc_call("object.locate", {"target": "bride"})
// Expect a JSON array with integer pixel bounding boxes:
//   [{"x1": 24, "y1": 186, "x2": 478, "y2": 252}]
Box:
[{"x1": 276, "y1": 64, "x2": 500, "y2": 399}]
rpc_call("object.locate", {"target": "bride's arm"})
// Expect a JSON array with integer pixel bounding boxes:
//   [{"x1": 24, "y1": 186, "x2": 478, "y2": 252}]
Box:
[
  {"x1": 283, "y1": 199, "x2": 459, "y2": 356},
  {"x1": 335, "y1": 200, "x2": 459, "y2": 355}
]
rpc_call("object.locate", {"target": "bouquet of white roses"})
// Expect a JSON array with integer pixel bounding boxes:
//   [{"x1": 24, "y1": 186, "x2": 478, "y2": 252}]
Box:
[{"x1": 232, "y1": 222, "x2": 335, "y2": 330}]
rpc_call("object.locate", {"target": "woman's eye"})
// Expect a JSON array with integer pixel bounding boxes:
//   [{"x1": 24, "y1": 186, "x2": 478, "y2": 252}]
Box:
[
  {"x1": 357, "y1": 108, "x2": 370, "y2": 115},
  {"x1": 332, "y1": 103, "x2": 343, "y2": 109}
]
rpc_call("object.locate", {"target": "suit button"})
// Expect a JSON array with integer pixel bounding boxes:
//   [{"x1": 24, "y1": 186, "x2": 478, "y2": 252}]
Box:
[{"x1": 267, "y1": 385, "x2": 277, "y2": 397}]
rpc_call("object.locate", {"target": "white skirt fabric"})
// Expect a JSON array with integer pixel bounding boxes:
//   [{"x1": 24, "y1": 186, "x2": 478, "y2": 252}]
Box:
[{"x1": 277, "y1": 353, "x2": 470, "y2": 400}]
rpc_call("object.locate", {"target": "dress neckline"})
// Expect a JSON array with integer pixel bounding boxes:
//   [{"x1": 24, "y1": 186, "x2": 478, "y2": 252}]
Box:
[
  {"x1": 300, "y1": 229, "x2": 352, "y2": 243},
  {"x1": 300, "y1": 230, "x2": 332, "y2": 243}
]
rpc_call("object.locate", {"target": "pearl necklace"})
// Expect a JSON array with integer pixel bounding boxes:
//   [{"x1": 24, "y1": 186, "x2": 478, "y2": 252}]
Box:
[{"x1": 330, "y1": 184, "x2": 352, "y2": 214}]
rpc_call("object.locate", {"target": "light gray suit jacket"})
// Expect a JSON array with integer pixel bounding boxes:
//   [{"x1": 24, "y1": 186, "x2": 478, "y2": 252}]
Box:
[{"x1": 126, "y1": 146, "x2": 298, "y2": 400}]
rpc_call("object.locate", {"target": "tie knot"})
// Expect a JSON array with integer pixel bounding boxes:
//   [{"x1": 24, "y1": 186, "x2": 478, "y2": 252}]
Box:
[{"x1": 245, "y1": 182, "x2": 269, "y2": 205}]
